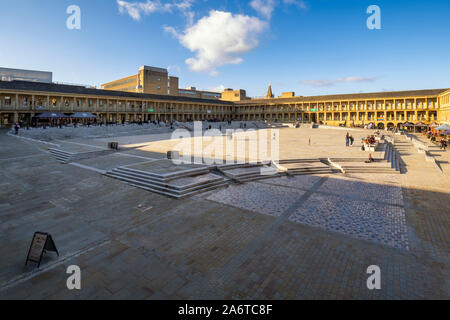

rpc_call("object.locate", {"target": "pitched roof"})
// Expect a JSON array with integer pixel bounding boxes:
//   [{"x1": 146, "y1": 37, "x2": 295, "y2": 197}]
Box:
[{"x1": 0, "y1": 80, "x2": 233, "y2": 105}]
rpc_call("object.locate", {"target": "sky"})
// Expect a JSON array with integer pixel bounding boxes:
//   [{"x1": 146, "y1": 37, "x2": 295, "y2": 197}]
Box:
[{"x1": 0, "y1": 0, "x2": 449, "y2": 97}]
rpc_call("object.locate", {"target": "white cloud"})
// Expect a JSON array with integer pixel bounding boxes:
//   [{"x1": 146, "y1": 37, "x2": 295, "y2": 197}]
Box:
[
  {"x1": 250, "y1": 0, "x2": 276, "y2": 20},
  {"x1": 282, "y1": 0, "x2": 307, "y2": 10},
  {"x1": 209, "y1": 85, "x2": 226, "y2": 92},
  {"x1": 251, "y1": 0, "x2": 307, "y2": 19},
  {"x1": 302, "y1": 77, "x2": 378, "y2": 87},
  {"x1": 117, "y1": 0, "x2": 193, "y2": 21},
  {"x1": 166, "y1": 10, "x2": 267, "y2": 75}
]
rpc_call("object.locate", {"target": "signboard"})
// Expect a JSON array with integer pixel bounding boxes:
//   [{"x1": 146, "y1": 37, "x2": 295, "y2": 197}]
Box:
[
  {"x1": 25, "y1": 232, "x2": 59, "y2": 267},
  {"x1": 147, "y1": 108, "x2": 154, "y2": 113},
  {"x1": 310, "y1": 109, "x2": 317, "y2": 112}
]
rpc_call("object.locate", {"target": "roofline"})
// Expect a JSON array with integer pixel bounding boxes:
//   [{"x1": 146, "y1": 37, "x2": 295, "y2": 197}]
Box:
[
  {"x1": 1, "y1": 80, "x2": 448, "y2": 107},
  {"x1": 0, "y1": 80, "x2": 233, "y2": 105},
  {"x1": 236, "y1": 88, "x2": 450, "y2": 104},
  {"x1": 101, "y1": 74, "x2": 138, "y2": 87}
]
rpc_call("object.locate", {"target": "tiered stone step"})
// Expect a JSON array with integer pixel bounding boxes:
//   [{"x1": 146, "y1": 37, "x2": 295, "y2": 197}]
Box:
[
  {"x1": 338, "y1": 162, "x2": 399, "y2": 174},
  {"x1": 216, "y1": 163, "x2": 281, "y2": 182},
  {"x1": 48, "y1": 148, "x2": 75, "y2": 163},
  {"x1": 281, "y1": 160, "x2": 337, "y2": 175},
  {"x1": 105, "y1": 167, "x2": 228, "y2": 198},
  {"x1": 383, "y1": 142, "x2": 400, "y2": 172}
]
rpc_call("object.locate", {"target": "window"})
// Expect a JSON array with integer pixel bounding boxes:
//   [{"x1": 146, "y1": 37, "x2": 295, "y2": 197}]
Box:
[
  {"x1": 157, "y1": 86, "x2": 161, "y2": 90},
  {"x1": 157, "y1": 78, "x2": 161, "y2": 82}
]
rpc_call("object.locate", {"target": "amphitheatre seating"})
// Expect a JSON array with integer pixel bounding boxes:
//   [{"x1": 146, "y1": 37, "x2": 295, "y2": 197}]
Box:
[{"x1": 105, "y1": 166, "x2": 229, "y2": 198}]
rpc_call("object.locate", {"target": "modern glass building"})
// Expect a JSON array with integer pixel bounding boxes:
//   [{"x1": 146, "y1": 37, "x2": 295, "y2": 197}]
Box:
[{"x1": 0, "y1": 67, "x2": 52, "y2": 83}]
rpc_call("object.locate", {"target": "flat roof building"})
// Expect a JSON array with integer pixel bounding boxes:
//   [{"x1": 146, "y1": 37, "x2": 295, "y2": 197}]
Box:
[
  {"x1": 101, "y1": 65, "x2": 179, "y2": 96},
  {"x1": 0, "y1": 67, "x2": 52, "y2": 83}
]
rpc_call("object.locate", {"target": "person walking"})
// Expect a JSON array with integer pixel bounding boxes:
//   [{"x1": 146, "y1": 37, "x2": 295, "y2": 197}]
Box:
[
  {"x1": 345, "y1": 132, "x2": 350, "y2": 146},
  {"x1": 440, "y1": 139, "x2": 447, "y2": 151},
  {"x1": 14, "y1": 123, "x2": 19, "y2": 135},
  {"x1": 349, "y1": 134, "x2": 354, "y2": 146}
]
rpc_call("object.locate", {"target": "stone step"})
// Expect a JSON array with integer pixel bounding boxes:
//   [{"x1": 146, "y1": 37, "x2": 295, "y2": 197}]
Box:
[
  {"x1": 117, "y1": 166, "x2": 210, "y2": 182},
  {"x1": 383, "y1": 143, "x2": 390, "y2": 161},
  {"x1": 344, "y1": 169, "x2": 400, "y2": 174},
  {"x1": 106, "y1": 172, "x2": 228, "y2": 196},
  {"x1": 216, "y1": 163, "x2": 264, "y2": 170},
  {"x1": 112, "y1": 167, "x2": 166, "y2": 182},
  {"x1": 109, "y1": 170, "x2": 225, "y2": 191},
  {"x1": 49, "y1": 151, "x2": 73, "y2": 159},
  {"x1": 48, "y1": 148, "x2": 74, "y2": 163},
  {"x1": 49, "y1": 150, "x2": 72, "y2": 157},
  {"x1": 48, "y1": 148, "x2": 74, "y2": 156},
  {"x1": 287, "y1": 170, "x2": 334, "y2": 176},
  {"x1": 329, "y1": 157, "x2": 381, "y2": 162},
  {"x1": 287, "y1": 167, "x2": 334, "y2": 172},
  {"x1": 279, "y1": 159, "x2": 323, "y2": 164},
  {"x1": 129, "y1": 180, "x2": 229, "y2": 199}
]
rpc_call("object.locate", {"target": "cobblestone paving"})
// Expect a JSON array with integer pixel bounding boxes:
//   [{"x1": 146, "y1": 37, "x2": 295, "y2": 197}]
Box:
[
  {"x1": 288, "y1": 192, "x2": 409, "y2": 250},
  {"x1": 206, "y1": 182, "x2": 304, "y2": 217},
  {"x1": 317, "y1": 176, "x2": 404, "y2": 206}
]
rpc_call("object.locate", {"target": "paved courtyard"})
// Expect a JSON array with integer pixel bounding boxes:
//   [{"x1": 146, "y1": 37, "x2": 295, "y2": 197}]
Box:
[{"x1": 0, "y1": 125, "x2": 448, "y2": 299}]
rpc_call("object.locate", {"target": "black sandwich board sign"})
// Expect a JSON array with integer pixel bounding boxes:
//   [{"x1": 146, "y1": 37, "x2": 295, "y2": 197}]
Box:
[{"x1": 25, "y1": 232, "x2": 59, "y2": 267}]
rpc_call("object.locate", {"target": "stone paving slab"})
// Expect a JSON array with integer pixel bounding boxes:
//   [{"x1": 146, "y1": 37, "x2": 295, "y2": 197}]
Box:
[
  {"x1": 169, "y1": 173, "x2": 225, "y2": 189},
  {"x1": 76, "y1": 153, "x2": 151, "y2": 171}
]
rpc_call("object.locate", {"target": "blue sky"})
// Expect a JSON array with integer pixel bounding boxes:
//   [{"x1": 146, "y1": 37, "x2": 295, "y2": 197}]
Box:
[{"x1": 0, "y1": 0, "x2": 449, "y2": 97}]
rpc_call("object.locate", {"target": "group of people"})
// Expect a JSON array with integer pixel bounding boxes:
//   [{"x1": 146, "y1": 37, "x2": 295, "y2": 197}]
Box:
[
  {"x1": 364, "y1": 135, "x2": 377, "y2": 145},
  {"x1": 345, "y1": 132, "x2": 355, "y2": 146},
  {"x1": 425, "y1": 130, "x2": 448, "y2": 150}
]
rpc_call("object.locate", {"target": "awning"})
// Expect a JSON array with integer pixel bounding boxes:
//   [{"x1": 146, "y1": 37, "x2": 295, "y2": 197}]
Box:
[
  {"x1": 70, "y1": 112, "x2": 98, "y2": 119},
  {"x1": 435, "y1": 124, "x2": 450, "y2": 131},
  {"x1": 35, "y1": 112, "x2": 69, "y2": 119},
  {"x1": 414, "y1": 122, "x2": 428, "y2": 127},
  {"x1": 401, "y1": 122, "x2": 415, "y2": 127}
]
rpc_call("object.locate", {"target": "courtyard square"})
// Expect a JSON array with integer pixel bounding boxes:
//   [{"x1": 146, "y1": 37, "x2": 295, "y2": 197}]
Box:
[{"x1": 0, "y1": 124, "x2": 448, "y2": 299}]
